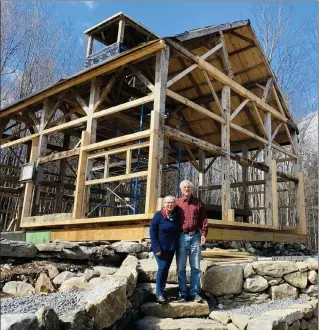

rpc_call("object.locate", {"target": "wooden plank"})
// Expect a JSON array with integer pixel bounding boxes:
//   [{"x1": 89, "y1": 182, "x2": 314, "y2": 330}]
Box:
[
  {"x1": 73, "y1": 131, "x2": 89, "y2": 219},
  {"x1": 0, "y1": 133, "x2": 39, "y2": 149},
  {"x1": 240, "y1": 144, "x2": 249, "y2": 222},
  {"x1": 87, "y1": 141, "x2": 150, "y2": 160},
  {"x1": 93, "y1": 94, "x2": 154, "y2": 120},
  {"x1": 166, "y1": 89, "x2": 225, "y2": 124},
  {"x1": 230, "y1": 99, "x2": 249, "y2": 121},
  {"x1": 135, "y1": 71, "x2": 155, "y2": 92},
  {"x1": 219, "y1": 31, "x2": 234, "y2": 79},
  {"x1": 42, "y1": 117, "x2": 88, "y2": 136},
  {"x1": 22, "y1": 213, "x2": 148, "y2": 228},
  {"x1": 38, "y1": 148, "x2": 80, "y2": 164},
  {"x1": 145, "y1": 47, "x2": 170, "y2": 214},
  {"x1": 51, "y1": 225, "x2": 145, "y2": 242},
  {"x1": 85, "y1": 129, "x2": 151, "y2": 152},
  {"x1": 126, "y1": 149, "x2": 132, "y2": 174},
  {"x1": 262, "y1": 78, "x2": 274, "y2": 102},
  {"x1": 230, "y1": 122, "x2": 268, "y2": 145},
  {"x1": 85, "y1": 170, "x2": 148, "y2": 186},
  {"x1": 264, "y1": 112, "x2": 272, "y2": 226},
  {"x1": 1, "y1": 40, "x2": 165, "y2": 119}
]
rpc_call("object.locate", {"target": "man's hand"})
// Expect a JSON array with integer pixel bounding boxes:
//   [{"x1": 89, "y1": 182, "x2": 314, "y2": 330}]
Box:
[
  {"x1": 200, "y1": 236, "x2": 206, "y2": 246},
  {"x1": 156, "y1": 250, "x2": 162, "y2": 256}
]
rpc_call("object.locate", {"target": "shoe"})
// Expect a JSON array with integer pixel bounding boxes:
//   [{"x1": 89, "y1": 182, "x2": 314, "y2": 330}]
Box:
[
  {"x1": 177, "y1": 295, "x2": 187, "y2": 303},
  {"x1": 156, "y1": 295, "x2": 167, "y2": 304},
  {"x1": 189, "y1": 294, "x2": 203, "y2": 303}
]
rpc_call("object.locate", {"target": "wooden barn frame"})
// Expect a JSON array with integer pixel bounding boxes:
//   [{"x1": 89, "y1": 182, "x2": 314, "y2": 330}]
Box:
[{"x1": 0, "y1": 13, "x2": 306, "y2": 243}]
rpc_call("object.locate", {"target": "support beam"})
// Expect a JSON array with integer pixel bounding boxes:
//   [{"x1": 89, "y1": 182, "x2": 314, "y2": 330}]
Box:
[
  {"x1": 117, "y1": 19, "x2": 125, "y2": 44},
  {"x1": 271, "y1": 159, "x2": 279, "y2": 228},
  {"x1": 240, "y1": 144, "x2": 249, "y2": 222},
  {"x1": 145, "y1": 47, "x2": 169, "y2": 214},
  {"x1": 221, "y1": 85, "x2": 233, "y2": 221},
  {"x1": 73, "y1": 131, "x2": 89, "y2": 219},
  {"x1": 20, "y1": 137, "x2": 39, "y2": 226},
  {"x1": 86, "y1": 36, "x2": 93, "y2": 57},
  {"x1": 198, "y1": 149, "x2": 205, "y2": 199}
]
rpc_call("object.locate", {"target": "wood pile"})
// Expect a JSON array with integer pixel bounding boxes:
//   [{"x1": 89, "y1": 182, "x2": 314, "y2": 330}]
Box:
[{"x1": 201, "y1": 247, "x2": 255, "y2": 265}]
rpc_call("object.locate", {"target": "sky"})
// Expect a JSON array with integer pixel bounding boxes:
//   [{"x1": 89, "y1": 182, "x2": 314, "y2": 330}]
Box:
[{"x1": 55, "y1": 1, "x2": 317, "y2": 40}]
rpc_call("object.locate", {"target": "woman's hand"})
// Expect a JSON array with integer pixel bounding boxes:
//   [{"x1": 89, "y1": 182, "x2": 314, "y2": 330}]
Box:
[{"x1": 156, "y1": 250, "x2": 162, "y2": 256}]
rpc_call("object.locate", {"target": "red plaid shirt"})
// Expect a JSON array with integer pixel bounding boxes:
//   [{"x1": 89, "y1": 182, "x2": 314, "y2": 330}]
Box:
[{"x1": 175, "y1": 195, "x2": 208, "y2": 238}]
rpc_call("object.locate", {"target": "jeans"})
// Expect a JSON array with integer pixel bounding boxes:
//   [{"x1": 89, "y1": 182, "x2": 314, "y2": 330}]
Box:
[
  {"x1": 176, "y1": 231, "x2": 201, "y2": 297},
  {"x1": 154, "y1": 251, "x2": 175, "y2": 296}
]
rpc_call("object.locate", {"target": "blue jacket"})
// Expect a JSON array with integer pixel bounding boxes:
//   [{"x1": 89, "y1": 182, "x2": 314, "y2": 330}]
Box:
[{"x1": 150, "y1": 209, "x2": 181, "y2": 253}]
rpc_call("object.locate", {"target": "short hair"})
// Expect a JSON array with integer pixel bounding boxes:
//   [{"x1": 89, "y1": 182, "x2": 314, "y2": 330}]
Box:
[
  {"x1": 163, "y1": 195, "x2": 176, "y2": 203},
  {"x1": 180, "y1": 180, "x2": 193, "y2": 189}
]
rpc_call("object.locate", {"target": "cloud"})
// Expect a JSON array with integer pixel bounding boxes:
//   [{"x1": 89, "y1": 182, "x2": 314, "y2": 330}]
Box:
[{"x1": 83, "y1": 1, "x2": 96, "y2": 11}]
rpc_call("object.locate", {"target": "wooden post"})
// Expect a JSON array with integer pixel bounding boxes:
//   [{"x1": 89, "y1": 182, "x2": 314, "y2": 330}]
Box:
[
  {"x1": 271, "y1": 159, "x2": 279, "y2": 228},
  {"x1": 198, "y1": 149, "x2": 205, "y2": 200},
  {"x1": 240, "y1": 144, "x2": 249, "y2": 222},
  {"x1": 20, "y1": 137, "x2": 39, "y2": 223},
  {"x1": 298, "y1": 172, "x2": 307, "y2": 235},
  {"x1": 145, "y1": 47, "x2": 169, "y2": 214},
  {"x1": 86, "y1": 36, "x2": 93, "y2": 57},
  {"x1": 264, "y1": 112, "x2": 273, "y2": 225},
  {"x1": 84, "y1": 78, "x2": 100, "y2": 215},
  {"x1": 221, "y1": 85, "x2": 233, "y2": 221},
  {"x1": 31, "y1": 99, "x2": 50, "y2": 215},
  {"x1": 117, "y1": 19, "x2": 125, "y2": 44},
  {"x1": 54, "y1": 134, "x2": 70, "y2": 213},
  {"x1": 73, "y1": 131, "x2": 89, "y2": 219}
]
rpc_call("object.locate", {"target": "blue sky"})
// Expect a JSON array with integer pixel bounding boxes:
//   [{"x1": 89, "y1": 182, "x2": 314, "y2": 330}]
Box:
[{"x1": 57, "y1": 1, "x2": 317, "y2": 40}]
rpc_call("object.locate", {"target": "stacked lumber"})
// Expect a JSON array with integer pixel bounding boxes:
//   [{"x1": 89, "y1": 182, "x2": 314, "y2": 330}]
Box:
[{"x1": 201, "y1": 247, "x2": 255, "y2": 265}]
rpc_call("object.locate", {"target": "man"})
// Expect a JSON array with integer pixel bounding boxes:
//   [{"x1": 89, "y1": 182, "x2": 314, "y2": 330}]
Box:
[{"x1": 175, "y1": 179, "x2": 208, "y2": 303}]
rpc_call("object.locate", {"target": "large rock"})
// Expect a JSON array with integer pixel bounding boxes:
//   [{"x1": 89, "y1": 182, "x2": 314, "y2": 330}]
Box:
[
  {"x1": 262, "y1": 309, "x2": 304, "y2": 325},
  {"x1": 252, "y1": 261, "x2": 298, "y2": 277},
  {"x1": 35, "y1": 307, "x2": 59, "y2": 330},
  {"x1": 0, "y1": 239, "x2": 37, "y2": 258},
  {"x1": 3, "y1": 281, "x2": 35, "y2": 297},
  {"x1": 201, "y1": 265, "x2": 243, "y2": 296},
  {"x1": 305, "y1": 258, "x2": 318, "y2": 271},
  {"x1": 93, "y1": 266, "x2": 117, "y2": 277},
  {"x1": 270, "y1": 283, "x2": 299, "y2": 300},
  {"x1": 37, "y1": 241, "x2": 78, "y2": 252},
  {"x1": 244, "y1": 264, "x2": 256, "y2": 279},
  {"x1": 59, "y1": 310, "x2": 93, "y2": 330},
  {"x1": 308, "y1": 270, "x2": 318, "y2": 284},
  {"x1": 45, "y1": 264, "x2": 60, "y2": 280},
  {"x1": 290, "y1": 320, "x2": 300, "y2": 330},
  {"x1": 89, "y1": 278, "x2": 104, "y2": 286},
  {"x1": 283, "y1": 271, "x2": 307, "y2": 288},
  {"x1": 243, "y1": 275, "x2": 269, "y2": 292},
  {"x1": 115, "y1": 255, "x2": 138, "y2": 296},
  {"x1": 53, "y1": 271, "x2": 76, "y2": 286},
  {"x1": 112, "y1": 241, "x2": 145, "y2": 253},
  {"x1": 296, "y1": 262, "x2": 308, "y2": 273},
  {"x1": 217, "y1": 292, "x2": 270, "y2": 308},
  {"x1": 287, "y1": 303, "x2": 314, "y2": 319},
  {"x1": 300, "y1": 285, "x2": 318, "y2": 298},
  {"x1": 35, "y1": 273, "x2": 55, "y2": 294},
  {"x1": 85, "y1": 279, "x2": 127, "y2": 330},
  {"x1": 310, "y1": 299, "x2": 318, "y2": 317},
  {"x1": 230, "y1": 314, "x2": 251, "y2": 330},
  {"x1": 82, "y1": 269, "x2": 100, "y2": 282},
  {"x1": 307, "y1": 317, "x2": 318, "y2": 330},
  {"x1": 141, "y1": 301, "x2": 210, "y2": 318},
  {"x1": 87, "y1": 245, "x2": 114, "y2": 259},
  {"x1": 226, "y1": 324, "x2": 239, "y2": 330},
  {"x1": 247, "y1": 315, "x2": 284, "y2": 330},
  {"x1": 134, "y1": 316, "x2": 228, "y2": 330},
  {"x1": 1, "y1": 313, "x2": 39, "y2": 330},
  {"x1": 59, "y1": 277, "x2": 91, "y2": 293},
  {"x1": 209, "y1": 311, "x2": 230, "y2": 325}
]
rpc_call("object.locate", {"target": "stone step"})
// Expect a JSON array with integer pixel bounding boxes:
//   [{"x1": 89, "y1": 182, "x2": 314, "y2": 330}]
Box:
[
  {"x1": 133, "y1": 316, "x2": 227, "y2": 330},
  {"x1": 138, "y1": 258, "x2": 211, "y2": 284},
  {"x1": 137, "y1": 283, "x2": 179, "y2": 298},
  {"x1": 141, "y1": 301, "x2": 210, "y2": 319}
]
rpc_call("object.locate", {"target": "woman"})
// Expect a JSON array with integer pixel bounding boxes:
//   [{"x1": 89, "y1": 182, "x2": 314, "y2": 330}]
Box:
[{"x1": 150, "y1": 195, "x2": 180, "y2": 304}]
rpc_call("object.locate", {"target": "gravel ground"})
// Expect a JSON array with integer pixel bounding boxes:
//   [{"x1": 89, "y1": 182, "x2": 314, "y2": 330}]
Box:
[
  {"x1": 219, "y1": 296, "x2": 313, "y2": 317},
  {"x1": 0, "y1": 290, "x2": 86, "y2": 316}
]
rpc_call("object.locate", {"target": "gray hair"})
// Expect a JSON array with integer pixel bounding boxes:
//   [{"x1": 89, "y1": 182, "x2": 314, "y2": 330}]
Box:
[
  {"x1": 180, "y1": 180, "x2": 193, "y2": 189},
  {"x1": 163, "y1": 195, "x2": 176, "y2": 203}
]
